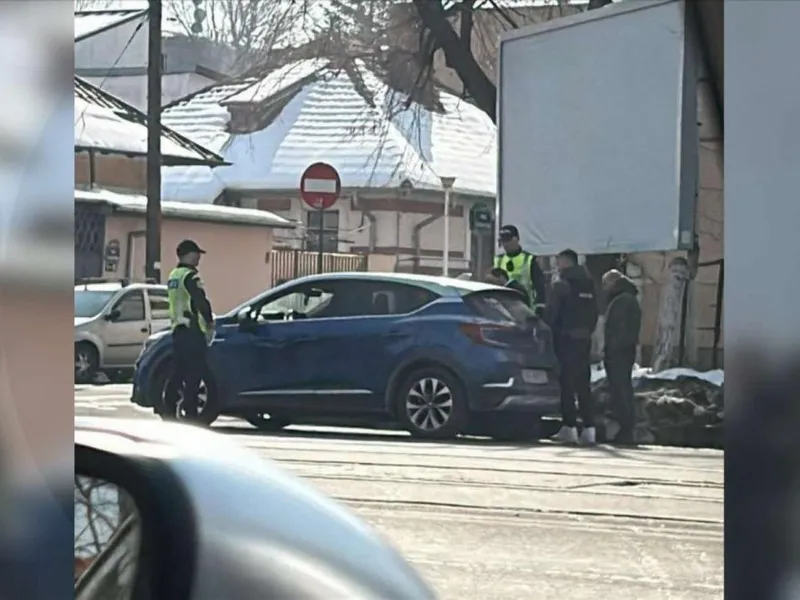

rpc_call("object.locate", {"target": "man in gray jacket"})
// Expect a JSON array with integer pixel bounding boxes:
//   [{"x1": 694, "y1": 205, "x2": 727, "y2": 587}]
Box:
[{"x1": 601, "y1": 269, "x2": 642, "y2": 445}]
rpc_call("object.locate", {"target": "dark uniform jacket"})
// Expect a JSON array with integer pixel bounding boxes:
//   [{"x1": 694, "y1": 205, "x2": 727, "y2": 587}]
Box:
[
  {"x1": 543, "y1": 265, "x2": 599, "y2": 340},
  {"x1": 603, "y1": 276, "x2": 641, "y2": 354}
]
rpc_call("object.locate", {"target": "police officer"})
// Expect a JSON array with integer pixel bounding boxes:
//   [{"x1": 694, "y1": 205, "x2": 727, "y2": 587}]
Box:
[
  {"x1": 542, "y1": 249, "x2": 599, "y2": 445},
  {"x1": 494, "y1": 225, "x2": 547, "y2": 308},
  {"x1": 165, "y1": 239, "x2": 214, "y2": 422}
]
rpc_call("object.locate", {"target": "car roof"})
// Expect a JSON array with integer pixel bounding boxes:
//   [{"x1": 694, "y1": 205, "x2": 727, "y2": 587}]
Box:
[
  {"x1": 287, "y1": 271, "x2": 501, "y2": 296},
  {"x1": 75, "y1": 282, "x2": 166, "y2": 292}
]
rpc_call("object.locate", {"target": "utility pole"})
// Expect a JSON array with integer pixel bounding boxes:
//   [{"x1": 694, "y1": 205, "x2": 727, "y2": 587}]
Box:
[{"x1": 145, "y1": 0, "x2": 163, "y2": 282}]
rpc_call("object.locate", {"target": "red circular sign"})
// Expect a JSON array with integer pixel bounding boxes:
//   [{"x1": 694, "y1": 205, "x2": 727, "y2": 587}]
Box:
[{"x1": 300, "y1": 162, "x2": 341, "y2": 210}]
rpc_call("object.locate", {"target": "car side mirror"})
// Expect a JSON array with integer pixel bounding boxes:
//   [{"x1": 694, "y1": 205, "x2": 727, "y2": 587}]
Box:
[
  {"x1": 105, "y1": 309, "x2": 121, "y2": 322},
  {"x1": 237, "y1": 307, "x2": 260, "y2": 331}
]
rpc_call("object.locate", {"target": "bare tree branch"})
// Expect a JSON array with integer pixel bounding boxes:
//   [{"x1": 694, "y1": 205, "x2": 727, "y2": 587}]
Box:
[{"x1": 412, "y1": 0, "x2": 497, "y2": 121}]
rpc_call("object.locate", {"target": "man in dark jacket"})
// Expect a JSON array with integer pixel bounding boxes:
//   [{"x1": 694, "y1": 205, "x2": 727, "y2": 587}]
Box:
[
  {"x1": 543, "y1": 249, "x2": 599, "y2": 445},
  {"x1": 601, "y1": 269, "x2": 642, "y2": 445}
]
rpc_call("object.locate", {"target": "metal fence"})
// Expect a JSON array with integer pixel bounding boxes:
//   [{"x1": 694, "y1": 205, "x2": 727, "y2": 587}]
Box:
[{"x1": 270, "y1": 248, "x2": 367, "y2": 285}]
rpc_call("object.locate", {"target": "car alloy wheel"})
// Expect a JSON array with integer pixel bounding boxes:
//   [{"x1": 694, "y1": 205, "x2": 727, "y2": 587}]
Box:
[
  {"x1": 405, "y1": 377, "x2": 454, "y2": 432},
  {"x1": 75, "y1": 343, "x2": 98, "y2": 384},
  {"x1": 75, "y1": 352, "x2": 91, "y2": 378}
]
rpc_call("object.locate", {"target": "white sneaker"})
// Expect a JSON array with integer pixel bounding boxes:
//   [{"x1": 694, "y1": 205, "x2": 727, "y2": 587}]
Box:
[
  {"x1": 580, "y1": 427, "x2": 596, "y2": 446},
  {"x1": 552, "y1": 426, "x2": 579, "y2": 444}
]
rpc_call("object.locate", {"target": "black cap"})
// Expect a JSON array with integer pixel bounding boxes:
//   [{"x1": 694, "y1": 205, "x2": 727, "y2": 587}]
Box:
[
  {"x1": 498, "y1": 225, "x2": 519, "y2": 240},
  {"x1": 176, "y1": 239, "x2": 206, "y2": 257}
]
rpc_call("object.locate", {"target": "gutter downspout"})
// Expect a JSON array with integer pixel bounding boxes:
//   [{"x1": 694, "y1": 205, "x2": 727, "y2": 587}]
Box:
[
  {"x1": 88, "y1": 150, "x2": 97, "y2": 189},
  {"x1": 350, "y1": 192, "x2": 376, "y2": 251},
  {"x1": 412, "y1": 212, "x2": 441, "y2": 273},
  {"x1": 126, "y1": 230, "x2": 147, "y2": 280}
]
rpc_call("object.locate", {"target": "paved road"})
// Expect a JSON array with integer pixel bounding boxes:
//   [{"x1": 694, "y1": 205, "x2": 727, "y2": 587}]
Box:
[{"x1": 76, "y1": 384, "x2": 724, "y2": 599}]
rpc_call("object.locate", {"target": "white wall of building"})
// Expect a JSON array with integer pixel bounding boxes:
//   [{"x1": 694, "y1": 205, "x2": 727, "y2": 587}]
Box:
[
  {"x1": 238, "y1": 193, "x2": 480, "y2": 272},
  {"x1": 75, "y1": 19, "x2": 149, "y2": 71}
]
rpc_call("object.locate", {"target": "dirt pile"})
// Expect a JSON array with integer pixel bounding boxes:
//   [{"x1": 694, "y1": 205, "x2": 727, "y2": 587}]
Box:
[{"x1": 593, "y1": 374, "x2": 724, "y2": 448}]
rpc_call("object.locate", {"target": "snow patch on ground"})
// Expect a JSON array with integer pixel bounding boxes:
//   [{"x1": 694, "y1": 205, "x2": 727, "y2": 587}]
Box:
[{"x1": 591, "y1": 363, "x2": 724, "y2": 387}]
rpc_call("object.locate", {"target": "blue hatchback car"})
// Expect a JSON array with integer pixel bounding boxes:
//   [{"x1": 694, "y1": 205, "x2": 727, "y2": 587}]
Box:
[{"x1": 131, "y1": 272, "x2": 561, "y2": 440}]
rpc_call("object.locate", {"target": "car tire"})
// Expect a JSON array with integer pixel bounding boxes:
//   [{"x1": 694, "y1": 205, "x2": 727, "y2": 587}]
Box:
[
  {"x1": 153, "y1": 362, "x2": 221, "y2": 427},
  {"x1": 395, "y1": 367, "x2": 469, "y2": 440},
  {"x1": 75, "y1": 343, "x2": 99, "y2": 384},
  {"x1": 244, "y1": 413, "x2": 291, "y2": 432}
]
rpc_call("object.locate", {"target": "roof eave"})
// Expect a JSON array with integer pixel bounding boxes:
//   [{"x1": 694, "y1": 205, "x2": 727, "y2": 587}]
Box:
[
  {"x1": 74, "y1": 146, "x2": 230, "y2": 167},
  {"x1": 74, "y1": 9, "x2": 149, "y2": 43},
  {"x1": 76, "y1": 196, "x2": 296, "y2": 230}
]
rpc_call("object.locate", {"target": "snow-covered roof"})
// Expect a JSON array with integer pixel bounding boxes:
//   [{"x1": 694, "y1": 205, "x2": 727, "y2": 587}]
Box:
[
  {"x1": 160, "y1": 59, "x2": 497, "y2": 203},
  {"x1": 75, "y1": 77, "x2": 226, "y2": 167},
  {"x1": 75, "y1": 188, "x2": 295, "y2": 229},
  {"x1": 74, "y1": 9, "x2": 148, "y2": 42}
]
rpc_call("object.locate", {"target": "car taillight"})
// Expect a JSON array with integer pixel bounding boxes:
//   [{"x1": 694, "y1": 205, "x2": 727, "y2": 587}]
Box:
[{"x1": 458, "y1": 323, "x2": 516, "y2": 346}]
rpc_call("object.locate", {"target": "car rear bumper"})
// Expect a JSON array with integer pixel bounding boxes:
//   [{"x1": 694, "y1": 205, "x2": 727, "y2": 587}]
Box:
[
  {"x1": 493, "y1": 392, "x2": 560, "y2": 413},
  {"x1": 472, "y1": 375, "x2": 561, "y2": 415}
]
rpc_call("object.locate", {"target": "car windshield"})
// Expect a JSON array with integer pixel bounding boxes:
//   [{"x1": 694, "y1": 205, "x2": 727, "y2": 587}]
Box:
[{"x1": 75, "y1": 290, "x2": 116, "y2": 318}]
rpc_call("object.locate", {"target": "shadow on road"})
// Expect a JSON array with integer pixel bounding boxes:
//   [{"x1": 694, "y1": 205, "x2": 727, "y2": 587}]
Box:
[
  {"x1": 209, "y1": 423, "x2": 659, "y2": 455},
  {"x1": 209, "y1": 423, "x2": 545, "y2": 449}
]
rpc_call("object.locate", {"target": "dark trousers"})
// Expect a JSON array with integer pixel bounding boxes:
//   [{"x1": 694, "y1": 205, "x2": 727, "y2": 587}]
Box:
[
  {"x1": 165, "y1": 326, "x2": 207, "y2": 420},
  {"x1": 556, "y1": 338, "x2": 594, "y2": 428},
  {"x1": 604, "y1": 348, "x2": 636, "y2": 437}
]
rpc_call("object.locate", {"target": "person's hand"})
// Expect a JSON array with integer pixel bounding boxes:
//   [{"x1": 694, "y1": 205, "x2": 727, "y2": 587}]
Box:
[{"x1": 205, "y1": 327, "x2": 215, "y2": 346}]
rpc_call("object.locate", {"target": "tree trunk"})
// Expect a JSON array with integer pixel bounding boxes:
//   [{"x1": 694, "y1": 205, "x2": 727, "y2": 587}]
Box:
[{"x1": 651, "y1": 257, "x2": 690, "y2": 372}]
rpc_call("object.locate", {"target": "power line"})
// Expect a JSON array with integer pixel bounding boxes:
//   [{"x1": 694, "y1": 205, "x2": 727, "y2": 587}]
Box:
[{"x1": 75, "y1": 15, "x2": 147, "y2": 124}]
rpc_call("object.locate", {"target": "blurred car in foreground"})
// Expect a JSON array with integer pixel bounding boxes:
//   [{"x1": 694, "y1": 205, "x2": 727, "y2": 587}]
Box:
[
  {"x1": 75, "y1": 417, "x2": 436, "y2": 599},
  {"x1": 132, "y1": 272, "x2": 561, "y2": 440}
]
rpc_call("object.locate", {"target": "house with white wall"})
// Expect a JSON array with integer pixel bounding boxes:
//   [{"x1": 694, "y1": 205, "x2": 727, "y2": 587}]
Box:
[{"x1": 159, "y1": 59, "x2": 498, "y2": 276}]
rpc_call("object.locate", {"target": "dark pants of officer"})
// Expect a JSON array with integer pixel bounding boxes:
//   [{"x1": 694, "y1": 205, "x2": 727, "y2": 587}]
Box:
[
  {"x1": 556, "y1": 337, "x2": 594, "y2": 428},
  {"x1": 166, "y1": 325, "x2": 207, "y2": 420},
  {"x1": 604, "y1": 348, "x2": 636, "y2": 440}
]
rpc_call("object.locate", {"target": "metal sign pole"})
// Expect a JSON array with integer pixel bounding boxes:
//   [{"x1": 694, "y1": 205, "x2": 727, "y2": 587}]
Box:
[
  {"x1": 316, "y1": 201, "x2": 324, "y2": 274},
  {"x1": 476, "y1": 232, "x2": 484, "y2": 278}
]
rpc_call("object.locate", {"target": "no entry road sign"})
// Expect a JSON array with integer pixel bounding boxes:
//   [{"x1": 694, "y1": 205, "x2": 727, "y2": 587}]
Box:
[{"x1": 300, "y1": 162, "x2": 341, "y2": 210}]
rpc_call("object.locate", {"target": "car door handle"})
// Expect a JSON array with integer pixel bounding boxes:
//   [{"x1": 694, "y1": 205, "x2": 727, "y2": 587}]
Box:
[
  {"x1": 294, "y1": 336, "x2": 318, "y2": 343},
  {"x1": 387, "y1": 329, "x2": 410, "y2": 338},
  {"x1": 140, "y1": 326, "x2": 149, "y2": 333}
]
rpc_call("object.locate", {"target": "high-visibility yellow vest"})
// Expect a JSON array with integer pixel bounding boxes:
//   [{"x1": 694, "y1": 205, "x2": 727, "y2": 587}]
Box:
[
  {"x1": 494, "y1": 251, "x2": 536, "y2": 305},
  {"x1": 167, "y1": 266, "x2": 208, "y2": 334}
]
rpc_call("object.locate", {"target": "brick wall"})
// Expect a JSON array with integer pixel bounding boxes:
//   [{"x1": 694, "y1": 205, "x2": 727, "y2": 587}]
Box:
[{"x1": 75, "y1": 153, "x2": 147, "y2": 194}]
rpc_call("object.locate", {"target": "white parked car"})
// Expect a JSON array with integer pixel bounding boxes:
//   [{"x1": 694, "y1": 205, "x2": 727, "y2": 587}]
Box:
[{"x1": 74, "y1": 280, "x2": 171, "y2": 384}]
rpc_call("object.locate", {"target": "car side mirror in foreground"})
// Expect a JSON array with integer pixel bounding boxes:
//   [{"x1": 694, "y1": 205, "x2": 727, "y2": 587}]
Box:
[
  {"x1": 105, "y1": 309, "x2": 121, "y2": 322},
  {"x1": 75, "y1": 418, "x2": 437, "y2": 600}
]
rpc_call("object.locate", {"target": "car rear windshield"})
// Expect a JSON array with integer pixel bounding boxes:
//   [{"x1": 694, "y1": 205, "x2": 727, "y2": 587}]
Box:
[{"x1": 464, "y1": 290, "x2": 535, "y2": 324}]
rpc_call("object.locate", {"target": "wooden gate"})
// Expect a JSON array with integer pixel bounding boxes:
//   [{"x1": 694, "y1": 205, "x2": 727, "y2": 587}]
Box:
[{"x1": 270, "y1": 249, "x2": 367, "y2": 285}]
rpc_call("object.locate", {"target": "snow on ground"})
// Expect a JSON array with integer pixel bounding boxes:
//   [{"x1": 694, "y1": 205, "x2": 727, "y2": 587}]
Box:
[{"x1": 591, "y1": 363, "x2": 724, "y2": 387}]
